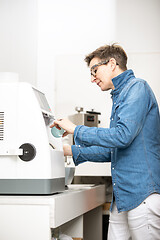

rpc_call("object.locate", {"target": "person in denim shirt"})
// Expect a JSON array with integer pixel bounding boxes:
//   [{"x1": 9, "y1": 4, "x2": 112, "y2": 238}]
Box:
[{"x1": 51, "y1": 44, "x2": 160, "y2": 239}]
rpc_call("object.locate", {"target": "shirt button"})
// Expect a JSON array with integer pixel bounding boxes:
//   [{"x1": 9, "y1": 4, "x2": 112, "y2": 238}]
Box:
[
  {"x1": 112, "y1": 118, "x2": 114, "y2": 121},
  {"x1": 112, "y1": 167, "x2": 114, "y2": 170},
  {"x1": 113, "y1": 183, "x2": 116, "y2": 186},
  {"x1": 114, "y1": 102, "x2": 116, "y2": 105}
]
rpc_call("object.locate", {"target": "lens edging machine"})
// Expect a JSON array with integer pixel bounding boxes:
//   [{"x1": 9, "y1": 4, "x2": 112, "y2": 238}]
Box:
[{"x1": 0, "y1": 75, "x2": 65, "y2": 195}]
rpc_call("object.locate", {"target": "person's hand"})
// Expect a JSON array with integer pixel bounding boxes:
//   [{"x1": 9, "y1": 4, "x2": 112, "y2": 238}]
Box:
[
  {"x1": 50, "y1": 118, "x2": 76, "y2": 137},
  {"x1": 63, "y1": 144, "x2": 73, "y2": 156}
]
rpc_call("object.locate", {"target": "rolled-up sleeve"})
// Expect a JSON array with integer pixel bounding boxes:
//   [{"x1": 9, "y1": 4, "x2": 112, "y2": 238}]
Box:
[{"x1": 71, "y1": 144, "x2": 111, "y2": 166}]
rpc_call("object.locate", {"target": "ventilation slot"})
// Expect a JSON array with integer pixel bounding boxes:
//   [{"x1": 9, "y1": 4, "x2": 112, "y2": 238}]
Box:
[{"x1": 0, "y1": 112, "x2": 4, "y2": 140}]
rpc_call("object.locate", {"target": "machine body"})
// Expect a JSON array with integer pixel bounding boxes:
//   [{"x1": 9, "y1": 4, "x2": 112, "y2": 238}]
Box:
[{"x1": 0, "y1": 82, "x2": 65, "y2": 194}]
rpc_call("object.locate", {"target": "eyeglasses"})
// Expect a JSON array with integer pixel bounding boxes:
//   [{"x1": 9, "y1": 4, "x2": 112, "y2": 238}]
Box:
[
  {"x1": 90, "y1": 60, "x2": 109, "y2": 77},
  {"x1": 90, "y1": 59, "x2": 119, "y2": 77}
]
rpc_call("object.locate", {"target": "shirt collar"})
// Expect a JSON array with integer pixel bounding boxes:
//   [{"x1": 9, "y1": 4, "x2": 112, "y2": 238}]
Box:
[{"x1": 111, "y1": 69, "x2": 135, "y2": 96}]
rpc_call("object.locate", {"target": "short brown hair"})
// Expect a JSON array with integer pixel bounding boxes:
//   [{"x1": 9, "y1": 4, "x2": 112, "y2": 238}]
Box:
[{"x1": 84, "y1": 43, "x2": 127, "y2": 71}]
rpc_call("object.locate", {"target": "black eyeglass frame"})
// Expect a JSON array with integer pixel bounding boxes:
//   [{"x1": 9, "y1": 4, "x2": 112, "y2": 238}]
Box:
[{"x1": 90, "y1": 59, "x2": 119, "y2": 77}]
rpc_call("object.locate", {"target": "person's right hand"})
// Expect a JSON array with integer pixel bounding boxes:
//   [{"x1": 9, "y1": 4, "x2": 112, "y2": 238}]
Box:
[{"x1": 50, "y1": 118, "x2": 76, "y2": 137}]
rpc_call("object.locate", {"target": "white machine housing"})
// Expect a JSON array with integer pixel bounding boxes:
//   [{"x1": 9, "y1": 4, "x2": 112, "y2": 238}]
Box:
[{"x1": 0, "y1": 81, "x2": 65, "y2": 194}]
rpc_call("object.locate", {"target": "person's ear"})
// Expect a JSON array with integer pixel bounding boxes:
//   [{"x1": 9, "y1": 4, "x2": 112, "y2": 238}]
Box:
[{"x1": 110, "y1": 58, "x2": 117, "y2": 71}]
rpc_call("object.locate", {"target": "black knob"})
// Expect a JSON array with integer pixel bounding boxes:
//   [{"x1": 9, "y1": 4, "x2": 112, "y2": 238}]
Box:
[{"x1": 19, "y1": 143, "x2": 36, "y2": 162}]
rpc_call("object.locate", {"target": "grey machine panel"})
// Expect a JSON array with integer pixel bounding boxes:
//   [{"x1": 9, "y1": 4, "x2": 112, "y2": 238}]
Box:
[{"x1": 0, "y1": 178, "x2": 65, "y2": 195}]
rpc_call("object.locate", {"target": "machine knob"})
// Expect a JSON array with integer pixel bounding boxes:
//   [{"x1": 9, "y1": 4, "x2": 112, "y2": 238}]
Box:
[
  {"x1": 75, "y1": 106, "x2": 84, "y2": 113},
  {"x1": 19, "y1": 143, "x2": 36, "y2": 161}
]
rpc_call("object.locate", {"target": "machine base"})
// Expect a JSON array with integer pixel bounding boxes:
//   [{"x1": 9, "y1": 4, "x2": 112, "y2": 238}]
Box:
[{"x1": 0, "y1": 178, "x2": 65, "y2": 195}]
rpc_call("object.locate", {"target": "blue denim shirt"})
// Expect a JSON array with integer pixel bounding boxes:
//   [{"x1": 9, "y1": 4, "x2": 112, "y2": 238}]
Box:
[{"x1": 71, "y1": 69, "x2": 160, "y2": 212}]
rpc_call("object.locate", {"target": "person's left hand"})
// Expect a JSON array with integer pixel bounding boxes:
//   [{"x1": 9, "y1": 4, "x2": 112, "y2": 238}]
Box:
[
  {"x1": 50, "y1": 118, "x2": 76, "y2": 137},
  {"x1": 63, "y1": 144, "x2": 73, "y2": 156}
]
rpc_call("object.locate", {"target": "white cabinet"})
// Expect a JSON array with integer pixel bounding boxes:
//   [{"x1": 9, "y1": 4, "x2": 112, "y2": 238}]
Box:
[{"x1": 0, "y1": 184, "x2": 105, "y2": 240}]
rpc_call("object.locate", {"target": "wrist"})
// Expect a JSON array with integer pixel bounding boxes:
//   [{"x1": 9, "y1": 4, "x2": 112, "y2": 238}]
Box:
[{"x1": 72, "y1": 124, "x2": 76, "y2": 134}]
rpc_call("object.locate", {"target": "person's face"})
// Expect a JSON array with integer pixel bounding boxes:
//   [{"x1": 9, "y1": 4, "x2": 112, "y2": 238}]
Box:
[{"x1": 89, "y1": 57, "x2": 115, "y2": 91}]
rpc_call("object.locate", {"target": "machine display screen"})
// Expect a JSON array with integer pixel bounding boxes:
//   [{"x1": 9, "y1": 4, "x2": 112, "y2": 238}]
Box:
[
  {"x1": 33, "y1": 87, "x2": 51, "y2": 112},
  {"x1": 87, "y1": 115, "x2": 95, "y2": 122}
]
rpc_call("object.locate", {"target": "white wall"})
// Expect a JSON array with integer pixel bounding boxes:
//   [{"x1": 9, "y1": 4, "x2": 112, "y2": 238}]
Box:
[
  {"x1": 37, "y1": 0, "x2": 116, "y2": 126},
  {"x1": 0, "y1": 0, "x2": 37, "y2": 85},
  {"x1": 0, "y1": 0, "x2": 159, "y2": 125}
]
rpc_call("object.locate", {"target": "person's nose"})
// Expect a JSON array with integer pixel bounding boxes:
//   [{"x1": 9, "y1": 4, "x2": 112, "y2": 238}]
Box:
[{"x1": 91, "y1": 75, "x2": 96, "y2": 83}]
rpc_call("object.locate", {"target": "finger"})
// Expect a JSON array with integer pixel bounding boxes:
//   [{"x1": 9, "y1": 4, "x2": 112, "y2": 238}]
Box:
[
  {"x1": 50, "y1": 122, "x2": 55, "y2": 128},
  {"x1": 62, "y1": 131, "x2": 69, "y2": 137},
  {"x1": 50, "y1": 120, "x2": 62, "y2": 129},
  {"x1": 54, "y1": 120, "x2": 63, "y2": 126},
  {"x1": 56, "y1": 125, "x2": 62, "y2": 130},
  {"x1": 50, "y1": 123, "x2": 61, "y2": 130}
]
